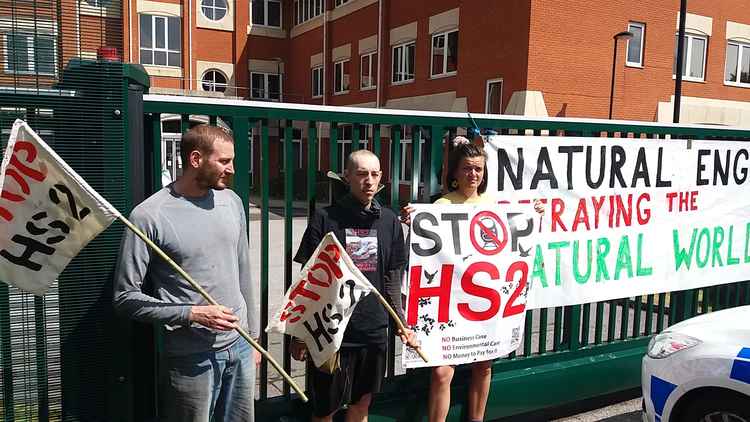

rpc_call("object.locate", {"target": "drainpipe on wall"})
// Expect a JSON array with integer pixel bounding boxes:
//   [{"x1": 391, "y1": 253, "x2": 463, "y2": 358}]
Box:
[
  {"x1": 187, "y1": 0, "x2": 193, "y2": 91},
  {"x1": 322, "y1": 4, "x2": 328, "y2": 106},
  {"x1": 128, "y1": 0, "x2": 133, "y2": 62},
  {"x1": 376, "y1": 0, "x2": 382, "y2": 108}
]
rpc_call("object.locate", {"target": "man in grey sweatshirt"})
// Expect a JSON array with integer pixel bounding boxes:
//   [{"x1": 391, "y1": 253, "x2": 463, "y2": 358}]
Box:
[{"x1": 113, "y1": 125, "x2": 259, "y2": 422}]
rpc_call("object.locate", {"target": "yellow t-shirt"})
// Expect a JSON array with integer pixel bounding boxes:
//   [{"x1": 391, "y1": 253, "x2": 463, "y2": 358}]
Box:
[{"x1": 433, "y1": 191, "x2": 495, "y2": 204}]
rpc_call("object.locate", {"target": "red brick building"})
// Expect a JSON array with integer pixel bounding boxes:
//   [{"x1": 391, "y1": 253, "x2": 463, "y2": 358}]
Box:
[
  {"x1": 0, "y1": 0, "x2": 123, "y2": 89},
  {"x1": 121, "y1": 0, "x2": 750, "y2": 189}
]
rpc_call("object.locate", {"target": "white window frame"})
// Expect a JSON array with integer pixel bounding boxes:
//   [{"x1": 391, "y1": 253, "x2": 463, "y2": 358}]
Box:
[
  {"x1": 392, "y1": 41, "x2": 415, "y2": 84},
  {"x1": 336, "y1": 125, "x2": 370, "y2": 173},
  {"x1": 400, "y1": 138, "x2": 426, "y2": 184},
  {"x1": 201, "y1": 69, "x2": 228, "y2": 92},
  {"x1": 333, "y1": 59, "x2": 350, "y2": 94},
  {"x1": 626, "y1": 22, "x2": 645, "y2": 67},
  {"x1": 250, "y1": 72, "x2": 282, "y2": 101},
  {"x1": 280, "y1": 129, "x2": 303, "y2": 171},
  {"x1": 674, "y1": 32, "x2": 708, "y2": 82},
  {"x1": 430, "y1": 29, "x2": 458, "y2": 77},
  {"x1": 294, "y1": 0, "x2": 323, "y2": 26},
  {"x1": 360, "y1": 52, "x2": 376, "y2": 90},
  {"x1": 201, "y1": 0, "x2": 228, "y2": 21},
  {"x1": 251, "y1": 0, "x2": 282, "y2": 28},
  {"x1": 724, "y1": 40, "x2": 750, "y2": 87},
  {"x1": 2, "y1": 32, "x2": 57, "y2": 76},
  {"x1": 335, "y1": 0, "x2": 349, "y2": 6},
  {"x1": 312, "y1": 66, "x2": 323, "y2": 98},
  {"x1": 140, "y1": 14, "x2": 181, "y2": 67},
  {"x1": 485, "y1": 78, "x2": 503, "y2": 114}
]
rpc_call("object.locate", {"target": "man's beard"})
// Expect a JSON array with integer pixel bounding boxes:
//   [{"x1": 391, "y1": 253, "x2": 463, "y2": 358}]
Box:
[{"x1": 196, "y1": 166, "x2": 231, "y2": 190}]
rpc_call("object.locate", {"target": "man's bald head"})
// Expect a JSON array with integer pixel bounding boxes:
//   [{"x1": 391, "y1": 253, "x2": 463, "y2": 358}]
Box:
[{"x1": 345, "y1": 149, "x2": 380, "y2": 172}]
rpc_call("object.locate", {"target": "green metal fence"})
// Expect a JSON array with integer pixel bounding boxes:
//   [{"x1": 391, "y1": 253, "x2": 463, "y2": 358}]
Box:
[{"x1": 141, "y1": 94, "x2": 750, "y2": 421}]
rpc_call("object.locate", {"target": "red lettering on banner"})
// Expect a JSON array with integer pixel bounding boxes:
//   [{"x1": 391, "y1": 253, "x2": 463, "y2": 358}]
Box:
[
  {"x1": 636, "y1": 193, "x2": 651, "y2": 224},
  {"x1": 307, "y1": 263, "x2": 333, "y2": 288},
  {"x1": 0, "y1": 141, "x2": 47, "y2": 222},
  {"x1": 288, "y1": 279, "x2": 320, "y2": 302},
  {"x1": 502, "y1": 261, "x2": 528, "y2": 317},
  {"x1": 280, "y1": 302, "x2": 306, "y2": 323},
  {"x1": 591, "y1": 196, "x2": 606, "y2": 228},
  {"x1": 407, "y1": 265, "x2": 453, "y2": 325},
  {"x1": 551, "y1": 198, "x2": 567, "y2": 232},
  {"x1": 571, "y1": 198, "x2": 590, "y2": 232},
  {"x1": 318, "y1": 248, "x2": 343, "y2": 279},
  {"x1": 324, "y1": 244, "x2": 341, "y2": 261},
  {"x1": 457, "y1": 262, "x2": 501, "y2": 321}
]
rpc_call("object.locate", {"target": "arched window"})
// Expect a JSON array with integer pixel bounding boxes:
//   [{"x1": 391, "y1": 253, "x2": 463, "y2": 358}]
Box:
[{"x1": 202, "y1": 69, "x2": 228, "y2": 92}]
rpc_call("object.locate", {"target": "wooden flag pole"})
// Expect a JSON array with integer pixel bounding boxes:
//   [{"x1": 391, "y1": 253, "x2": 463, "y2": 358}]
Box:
[
  {"x1": 117, "y1": 215, "x2": 309, "y2": 402},
  {"x1": 369, "y1": 289, "x2": 429, "y2": 363}
]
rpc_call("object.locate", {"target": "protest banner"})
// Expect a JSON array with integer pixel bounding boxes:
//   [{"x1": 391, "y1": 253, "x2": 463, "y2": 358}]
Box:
[
  {"x1": 402, "y1": 204, "x2": 538, "y2": 368},
  {"x1": 267, "y1": 232, "x2": 376, "y2": 367},
  {"x1": 0, "y1": 119, "x2": 120, "y2": 295},
  {"x1": 484, "y1": 135, "x2": 750, "y2": 308}
]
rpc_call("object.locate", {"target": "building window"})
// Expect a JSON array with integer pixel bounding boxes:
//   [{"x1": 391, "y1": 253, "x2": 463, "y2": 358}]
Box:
[
  {"x1": 251, "y1": 72, "x2": 281, "y2": 100},
  {"x1": 335, "y1": 0, "x2": 349, "y2": 6},
  {"x1": 485, "y1": 79, "x2": 503, "y2": 114},
  {"x1": 336, "y1": 125, "x2": 370, "y2": 172},
  {"x1": 626, "y1": 22, "x2": 645, "y2": 66},
  {"x1": 725, "y1": 41, "x2": 750, "y2": 86},
  {"x1": 140, "y1": 14, "x2": 181, "y2": 67},
  {"x1": 294, "y1": 0, "x2": 323, "y2": 25},
  {"x1": 85, "y1": 0, "x2": 110, "y2": 7},
  {"x1": 399, "y1": 126, "x2": 427, "y2": 183},
  {"x1": 280, "y1": 128, "x2": 303, "y2": 171},
  {"x1": 334, "y1": 59, "x2": 350, "y2": 94},
  {"x1": 312, "y1": 66, "x2": 323, "y2": 98},
  {"x1": 201, "y1": 0, "x2": 228, "y2": 21},
  {"x1": 360, "y1": 52, "x2": 377, "y2": 89},
  {"x1": 201, "y1": 69, "x2": 228, "y2": 92},
  {"x1": 673, "y1": 33, "x2": 707, "y2": 81},
  {"x1": 252, "y1": 0, "x2": 281, "y2": 27},
  {"x1": 430, "y1": 29, "x2": 458, "y2": 77},
  {"x1": 392, "y1": 41, "x2": 415, "y2": 83},
  {"x1": 3, "y1": 33, "x2": 56, "y2": 75}
]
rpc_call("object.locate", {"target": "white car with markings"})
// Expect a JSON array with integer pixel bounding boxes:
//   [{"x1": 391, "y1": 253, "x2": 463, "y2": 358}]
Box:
[{"x1": 642, "y1": 304, "x2": 750, "y2": 422}]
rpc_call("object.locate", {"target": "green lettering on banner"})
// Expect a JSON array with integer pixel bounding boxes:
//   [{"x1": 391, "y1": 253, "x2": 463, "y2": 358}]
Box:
[
  {"x1": 673, "y1": 228, "x2": 697, "y2": 271},
  {"x1": 549, "y1": 241, "x2": 570, "y2": 286},
  {"x1": 596, "y1": 237, "x2": 610, "y2": 282},
  {"x1": 573, "y1": 239, "x2": 592, "y2": 284},
  {"x1": 711, "y1": 226, "x2": 725, "y2": 267},
  {"x1": 614, "y1": 235, "x2": 633, "y2": 280},
  {"x1": 531, "y1": 244, "x2": 548, "y2": 288},
  {"x1": 745, "y1": 222, "x2": 750, "y2": 263},
  {"x1": 696, "y1": 228, "x2": 710, "y2": 268},
  {"x1": 636, "y1": 233, "x2": 653, "y2": 276},
  {"x1": 727, "y1": 225, "x2": 740, "y2": 265}
]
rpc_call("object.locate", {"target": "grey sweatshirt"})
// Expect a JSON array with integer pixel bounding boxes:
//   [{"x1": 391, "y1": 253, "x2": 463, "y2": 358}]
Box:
[{"x1": 113, "y1": 185, "x2": 259, "y2": 356}]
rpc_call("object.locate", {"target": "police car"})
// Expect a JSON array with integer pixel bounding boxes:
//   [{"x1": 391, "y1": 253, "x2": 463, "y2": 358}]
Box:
[{"x1": 642, "y1": 304, "x2": 750, "y2": 422}]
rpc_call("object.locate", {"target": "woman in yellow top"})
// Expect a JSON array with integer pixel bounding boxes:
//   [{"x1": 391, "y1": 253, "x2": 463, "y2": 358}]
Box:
[
  {"x1": 402, "y1": 136, "x2": 493, "y2": 422},
  {"x1": 430, "y1": 138, "x2": 493, "y2": 422}
]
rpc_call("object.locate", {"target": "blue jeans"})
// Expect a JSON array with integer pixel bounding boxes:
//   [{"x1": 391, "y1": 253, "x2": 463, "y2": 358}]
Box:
[{"x1": 162, "y1": 338, "x2": 255, "y2": 422}]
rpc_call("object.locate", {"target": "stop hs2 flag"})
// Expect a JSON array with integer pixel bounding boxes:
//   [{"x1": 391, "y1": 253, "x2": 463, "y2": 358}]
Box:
[
  {"x1": 0, "y1": 119, "x2": 120, "y2": 295},
  {"x1": 266, "y1": 232, "x2": 374, "y2": 368}
]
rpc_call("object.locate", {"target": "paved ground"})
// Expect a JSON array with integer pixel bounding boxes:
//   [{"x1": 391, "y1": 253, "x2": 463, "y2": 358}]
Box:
[{"x1": 552, "y1": 398, "x2": 642, "y2": 422}]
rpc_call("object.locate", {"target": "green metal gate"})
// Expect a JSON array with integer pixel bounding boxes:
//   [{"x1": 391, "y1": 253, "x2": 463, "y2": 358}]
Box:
[{"x1": 141, "y1": 95, "x2": 750, "y2": 421}]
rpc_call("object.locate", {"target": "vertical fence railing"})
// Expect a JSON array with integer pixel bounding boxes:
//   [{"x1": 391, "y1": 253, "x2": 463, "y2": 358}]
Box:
[{"x1": 140, "y1": 96, "x2": 750, "y2": 411}]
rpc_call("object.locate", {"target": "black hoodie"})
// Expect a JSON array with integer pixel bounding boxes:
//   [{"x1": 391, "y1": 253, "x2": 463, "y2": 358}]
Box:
[{"x1": 293, "y1": 194, "x2": 406, "y2": 347}]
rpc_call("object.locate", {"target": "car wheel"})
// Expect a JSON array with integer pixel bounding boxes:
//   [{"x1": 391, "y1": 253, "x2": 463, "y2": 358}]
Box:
[{"x1": 680, "y1": 393, "x2": 750, "y2": 422}]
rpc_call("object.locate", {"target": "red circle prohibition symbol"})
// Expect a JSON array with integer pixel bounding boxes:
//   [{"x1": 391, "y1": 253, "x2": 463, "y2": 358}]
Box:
[{"x1": 469, "y1": 211, "x2": 508, "y2": 255}]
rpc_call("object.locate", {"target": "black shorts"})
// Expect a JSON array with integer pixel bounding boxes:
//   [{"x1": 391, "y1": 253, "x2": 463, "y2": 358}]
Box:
[{"x1": 308, "y1": 345, "x2": 386, "y2": 417}]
